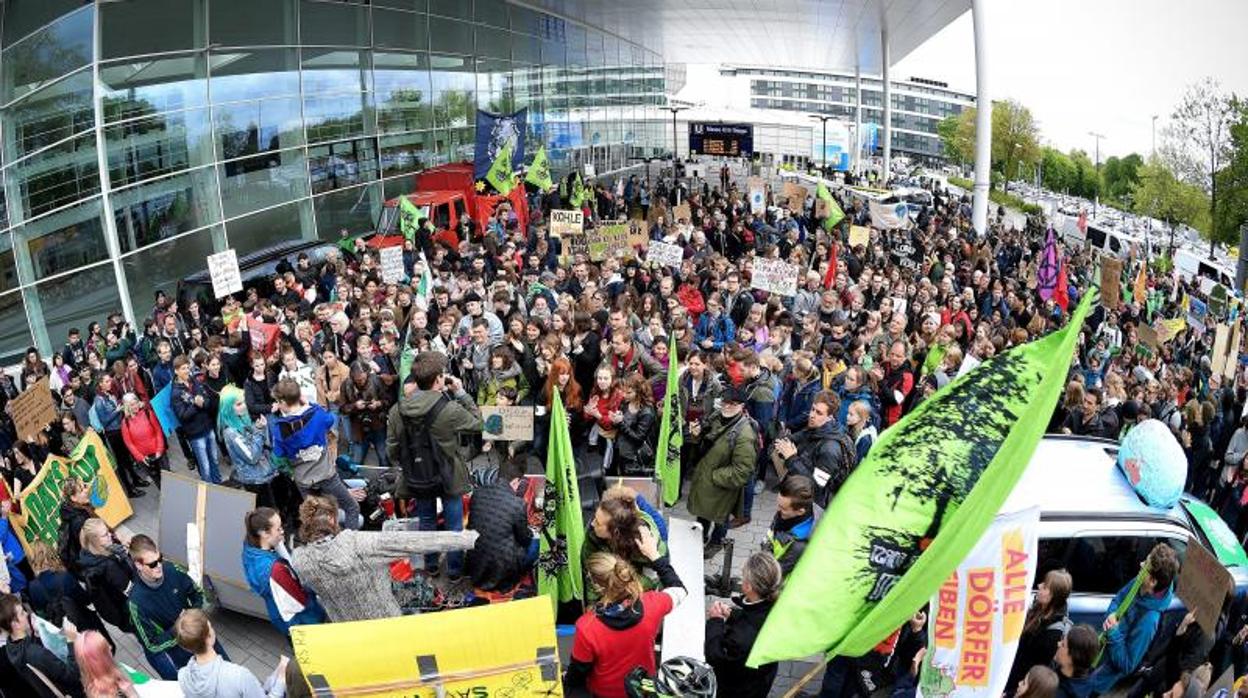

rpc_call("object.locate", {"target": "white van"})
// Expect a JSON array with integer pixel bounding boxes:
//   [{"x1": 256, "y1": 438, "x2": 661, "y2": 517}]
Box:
[{"x1": 1174, "y1": 247, "x2": 1235, "y2": 288}]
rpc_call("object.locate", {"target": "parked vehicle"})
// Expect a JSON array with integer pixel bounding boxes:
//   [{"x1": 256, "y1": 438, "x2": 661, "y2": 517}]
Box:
[{"x1": 368, "y1": 162, "x2": 531, "y2": 250}]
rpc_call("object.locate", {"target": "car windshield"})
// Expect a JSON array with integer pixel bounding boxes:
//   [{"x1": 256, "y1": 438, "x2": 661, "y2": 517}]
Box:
[{"x1": 376, "y1": 201, "x2": 430, "y2": 235}]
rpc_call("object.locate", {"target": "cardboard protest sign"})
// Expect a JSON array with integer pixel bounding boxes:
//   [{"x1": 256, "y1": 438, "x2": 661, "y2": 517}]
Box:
[
  {"x1": 1137, "y1": 323, "x2": 1159, "y2": 352},
  {"x1": 10, "y1": 377, "x2": 56, "y2": 442},
  {"x1": 919, "y1": 508, "x2": 1040, "y2": 698},
  {"x1": 646, "y1": 241, "x2": 685, "y2": 269},
  {"x1": 587, "y1": 222, "x2": 633, "y2": 262},
  {"x1": 1100, "y1": 258, "x2": 1122, "y2": 311},
  {"x1": 481, "y1": 406, "x2": 535, "y2": 441},
  {"x1": 751, "y1": 259, "x2": 800, "y2": 297},
  {"x1": 1206, "y1": 666, "x2": 1235, "y2": 698},
  {"x1": 549, "y1": 209, "x2": 583, "y2": 238},
  {"x1": 1211, "y1": 322, "x2": 1241, "y2": 380},
  {"x1": 1158, "y1": 318, "x2": 1187, "y2": 343},
  {"x1": 291, "y1": 596, "x2": 561, "y2": 697},
  {"x1": 849, "y1": 225, "x2": 871, "y2": 249},
  {"x1": 673, "y1": 202, "x2": 691, "y2": 222},
  {"x1": 206, "y1": 249, "x2": 243, "y2": 299},
  {"x1": 1176, "y1": 537, "x2": 1233, "y2": 636},
  {"x1": 647, "y1": 201, "x2": 668, "y2": 226},
  {"x1": 627, "y1": 218, "x2": 648, "y2": 248},
  {"x1": 379, "y1": 245, "x2": 405, "y2": 284},
  {"x1": 560, "y1": 231, "x2": 589, "y2": 263},
  {"x1": 8, "y1": 430, "x2": 132, "y2": 557},
  {"x1": 783, "y1": 182, "x2": 808, "y2": 209}
]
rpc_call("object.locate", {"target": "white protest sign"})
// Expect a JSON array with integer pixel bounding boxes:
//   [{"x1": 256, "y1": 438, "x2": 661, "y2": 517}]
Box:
[
  {"x1": 207, "y1": 249, "x2": 243, "y2": 299},
  {"x1": 646, "y1": 241, "x2": 685, "y2": 269},
  {"x1": 549, "y1": 209, "x2": 584, "y2": 238},
  {"x1": 379, "y1": 245, "x2": 405, "y2": 284},
  {"x1": 749, "y1": 188, "x2": 765, "y2": 215},
  {"x1": 750, "y1": 259, "x2": 800, "y2": 297}
]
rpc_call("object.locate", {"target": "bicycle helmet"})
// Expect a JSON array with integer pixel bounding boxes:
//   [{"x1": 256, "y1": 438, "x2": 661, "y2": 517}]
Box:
[{"x1": 655, "y1": 656, "x2": 716, "y2": 697}]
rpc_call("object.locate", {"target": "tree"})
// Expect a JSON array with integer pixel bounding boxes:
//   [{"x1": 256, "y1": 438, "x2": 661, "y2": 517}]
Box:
[
  {"x1": 1040, "y1": 147, "x2": 1076, "y2": 194},
  {"x1": 1101, "y1": 153, "x2": 1143, "y2": 205},
  {"x1": 1213, "y1": 108, "x2": 1248, "y2": 247},
  {"x1": 1069, "y1": 150, "x2": 1101, "y2": 201},
  {"x1": 937, "y1": 113, "x2": 974, "y2": 165},
  {"x1": 1132, "y1": 156, "x2": 1210, "y2": 247},
  {"x1": 937, "y1": 100, "x2": 1040, "y2": 189},
  {"x1": 1163, "y1": 77, "x2": 1239, "y2": 252}
]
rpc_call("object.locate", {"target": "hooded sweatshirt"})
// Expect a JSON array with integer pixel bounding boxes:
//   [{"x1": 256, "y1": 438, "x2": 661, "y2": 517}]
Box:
[
  {"x1": 178, "y1": 655, "x2": 267, "y2": 698},
  {"x1": 241, "y1": 543, "x2": 326, "y2": 634},
  {"x1": 1086, "y1": 581, "x2": 1175, "y2": 693},
  {"x1": 269, "y1": 403, "x2": 337, "y2": 488}
]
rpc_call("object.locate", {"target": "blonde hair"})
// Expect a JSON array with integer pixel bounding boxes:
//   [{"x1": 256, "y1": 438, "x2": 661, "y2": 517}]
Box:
[
  {"x1": 79, "y1": 518, "x2": 111, "y2": 555},
  {"x1": 174, "y1": 608, "x2": 212, "y2": 654},
  {"x1": 28, "y1": 541, "x2": 65, "y2": 575},
  {"x1": 586, "y1": 552, "x2": 643, "y2": 606}
]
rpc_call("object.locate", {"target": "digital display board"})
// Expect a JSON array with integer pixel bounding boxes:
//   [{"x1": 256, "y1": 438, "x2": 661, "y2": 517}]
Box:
[{"x1": 688, "y1": 122, "x2": 753, "y2": 157}]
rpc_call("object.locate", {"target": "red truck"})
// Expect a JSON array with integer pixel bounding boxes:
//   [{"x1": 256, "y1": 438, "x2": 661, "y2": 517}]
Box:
[{"x1": 369, "y1": 162, "x2": 531, "y2": 250}]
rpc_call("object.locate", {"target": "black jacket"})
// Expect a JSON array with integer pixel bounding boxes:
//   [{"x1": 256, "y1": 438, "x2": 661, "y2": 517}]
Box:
[
  {"x1": 615, "y1": 403, "x2": 657, "y2": 474},
  {"x1": 704, "y1": 597, "x2": 778, "y2": 698},
  {"x1": 465, "y1": 483, "x2": 533, "y2": 592},
  {"x1": 171, "y1": 379, "x2": 214, "y2": 438},
  {"x1": 77, "y1": 546, "x2": 135, "y2": 632},
  {"x1": 57, "y1": 502, "x2": 92, "y2": 574},
  {"x1": 785, "y1": 420, "x2": 854, "y2": 508},
  {"x1": 4, "y1": 636, "x2": 85, "y2": 698},
  {"x1": 1006, "y1": 611, "x2": 1068, "y2": 694},
  {"x1": 244, "y1": 372, "x2": 275, "y2": 419}
]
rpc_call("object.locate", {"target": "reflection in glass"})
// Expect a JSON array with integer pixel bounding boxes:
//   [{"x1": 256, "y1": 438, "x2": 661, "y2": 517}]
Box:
[
  {"x1": 112, "y1": 167, "x2": 222, "y2": 253},
  {"x1": 374, "y1": 52, "x2": 434, "y2": 134},
  {"x1": 33, "y1": 262, "x2": 122, "y2": 350},
  {"x1": 122, "y1": 226, "x2": 216, "y2": 319},
  {"x1": 373, "y1": 9, "x2": 428, "y2": 51},
  {"x1": 210, "y1": 0, "x2": 296, "y2": 47},
  {"x1": 106, "y1": 107, "x2": 215, "y2": 188},
  {"x1": 218, "y1": 148, "x2": 309, "y2": 220},
  {"x1": 1, "y1": 6, "x2": 93, "y2": 104},
  {"x1": 0, "y1": 291, "x2": 31, "y2": 361},
  {"x1": 429, "y1": 16, "x2": 474, "y2": 55},
  {"x1": 209, "y1": 49, "x2": 300, "y2": 104},
  {"x1": 308, "y1": 139, "x2": 378, "y2": 194},
  {"x1": 0, "y1": 233, "x2": 18, "y2": 293},
  {"x1": 214, "y1": 97, "x2": 305, "y2": 160},
  {"x1": 10, "y1": 132, "x2": 100, "y2": 219},
  {"x1": 100, "y1": 54, "x2": 208, "y2": 123},
  {"x1": 3, "y1": 68, "x2": 93, "y2": 163},
  {"x1": 226, "y1": 200, "x2": 310, "y2": 258},
  {"x1": 379, "y1": 131, "x2": 434, "y2": 178},
  {"x1": 100, "y1": 0, "x2": 206, "y2": 60},
  {"x1": 430, "y1": 54, "x2": 475, "y2": 130},
  {"x1": 18, "y1": 198, "x2": 108, "y2": 281},
  {"x1": 301, "y1": 1, "x2": 371, "y2": 47},
  {"x1": 313, "y1": 184, "x2": 381, "y2": 240}
]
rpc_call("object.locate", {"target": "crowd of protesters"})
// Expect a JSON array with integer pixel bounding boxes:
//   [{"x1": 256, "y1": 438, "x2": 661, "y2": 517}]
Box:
[{"x1": 0, "y1": 154, "x2": 1247, "y2": 697}]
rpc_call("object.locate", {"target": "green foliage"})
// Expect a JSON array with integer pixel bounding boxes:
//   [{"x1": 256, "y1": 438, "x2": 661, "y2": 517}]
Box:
[
  {"x1": 937, "y1": 114, "x2": 973, "y2": 165},
  {"x1": 1213, "y1": 113, "x2": 1248, "y2": 245},
  {"x1": 1132, "y1": 156, "x2": 1211, "y2": 236},
  {"x1": 948, "y1": 177, "x2": 1042, "y2": 216},
  {"x1": 1102, "y1": 153, "x2": 1143, "y2": 204},
  {"x1": 937, "y1": 101, "x2": 1040, "y2": 187}
]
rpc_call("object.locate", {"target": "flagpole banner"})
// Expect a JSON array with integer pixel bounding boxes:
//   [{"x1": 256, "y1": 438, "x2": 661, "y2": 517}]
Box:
[
  {"x1": 870, "y1": 200, "x2": 912, "y2": 230},
  {"x1": 1037, "y1": 229, "x2": 1059, "y2": 302},
  {"x1": 291, "y1": 597, "x2": 561, "y2": 697},
  {"x1": 747, "y1": 293, "x2": 1094, "y2": 667},
  {"x1": 916, "y1": 508, "x2": 1041, "y2": 698},
  {"x1": 473, "y1": 108, "x2": 527, "y2": 180},
  {"x1": 150, "y1": 383, "x2": 180, "y2": 436},
  {"x1": 537, "y1": 390, "x2": 585, "y2": 609},
  {"x1": 750, "y1": 259, "x2": 801, "y2": 297},
  {"x1": 656, "y1": 334, "x2": 684, "y2": 506},
  {"x1": 817, "y1": 183, "x2": 845, "y2": 231},
  {"x1": 9, "y1": 430, "x2": 133, "y2": 557}
]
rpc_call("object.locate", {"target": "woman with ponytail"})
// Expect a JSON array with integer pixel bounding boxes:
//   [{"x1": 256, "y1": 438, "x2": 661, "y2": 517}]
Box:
[{"x1": 565, "y1": 525, "x2": 685, "y2": 698}]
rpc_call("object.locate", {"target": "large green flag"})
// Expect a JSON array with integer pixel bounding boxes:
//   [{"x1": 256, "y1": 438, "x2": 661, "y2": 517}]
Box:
[
  {"x1": 399, "y1": 344, "x2": 417, "y2": 385},
  {"x1": 747, "y1": 291, "x2": 1096, "y2": 667},
  {"x1": 399, "y1": 196, "x2": 421, "y2": 242},
  {"x1": 816, "y1": 182, "x2": 845, "y2": 231},
  {"x1": 537, "y1": 390, "x2": 585, "y2": 609},
  {"x1": 525, "y1": 146, "x2": 554, "y2": 191},
  {"x1": 569, "y1": 173, "x2": 588, "y2": 208},
  {"x1": 485, "y1": 141, "x2": 515, "y2": 196},
  {"x1": 655, "y1": 334, "x2": 684, "y2": 506}
]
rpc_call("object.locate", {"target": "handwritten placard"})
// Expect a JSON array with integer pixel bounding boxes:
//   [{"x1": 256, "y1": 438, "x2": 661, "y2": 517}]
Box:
[
  {"x1": 1176, "y1": 536, "x2": 1233, "y2": 636},
  {"x1": 783, "y1": 182, "x2": 808, "y2": 209},
  {"x1": 379, "y1": 245, "x2": 405, "y2": 284},
  {"x1": 549, "y1": 209, "x2": 584, "y2": 238},
  {"x1": 10, "y1": 377, "x2": 56, "y2": 442},
  {"x1": 750, "y1": 259, "x2": 800, "y2": 297},
  {"x1": 849, "y1": 225, "x2": 871, "y2": 249},
  {"x1": 207, "y1": 249, "x2": 243, "y2": 299},
  {"x1": 588, "y1": 222, "x2": 633, "y2": 262},
  {"x1": 646, "y1": 241, "x2": 684, "y2": 269},
  {"x1": 481, "y1": 406, "x2": 535, "y2": 441}
]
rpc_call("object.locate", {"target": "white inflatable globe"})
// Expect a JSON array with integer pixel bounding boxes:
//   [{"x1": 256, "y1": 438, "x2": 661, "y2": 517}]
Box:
[{"x1": 1117, "y1": 418, "x2": 1187, "y2": 509}]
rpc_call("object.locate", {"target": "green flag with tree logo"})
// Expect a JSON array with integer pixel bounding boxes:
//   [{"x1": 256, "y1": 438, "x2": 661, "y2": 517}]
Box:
[
  {"x1": 748, "y1": 292, "x2": 1095, "y2": 667},
  {"x1": 655, "y1": 334, "x2": 684, "y2": 506},
  {"x1": 525, "y1": 146, "x2": 553, "y2": 191},
  {"x1": 816, "y1": 182, "x2": 845, "y2": 231},
  {"x1": 399, "y1": 196, "x2": 422, "y2": 242},
  {"x1": 537, "y1": 390, "x2": 584, "y2": 610},
  {"x1": 485, "y1": 141, "x2": 515, "y2": 196}
]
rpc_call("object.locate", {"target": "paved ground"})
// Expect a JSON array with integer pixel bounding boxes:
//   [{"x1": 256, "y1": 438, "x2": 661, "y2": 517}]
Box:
[{"x1": 108, "y1": 448, "x2": 824, "y2": 695}]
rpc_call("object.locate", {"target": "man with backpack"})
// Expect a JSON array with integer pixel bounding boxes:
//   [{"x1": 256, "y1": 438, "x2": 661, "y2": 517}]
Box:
[
  {"x1": 774, "y1": 391, "x2": 856, "y2": 510},
  {"x1": 688, "y1": 385, "x2": 757, "y2": 558},
  {"x1": 386, "y1": 351, "x2": 482, "y2": 580}
]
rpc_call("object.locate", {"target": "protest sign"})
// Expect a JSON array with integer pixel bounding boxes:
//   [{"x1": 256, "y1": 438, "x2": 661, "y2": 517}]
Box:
[
  {"x1": 1211, "y1": 322, "x2": 1241, "y2": 380},
  {"x1": 1137, "y1": 323, "x2": 1159, "y2": 352},
  {"x1": 891, "y1": 238, "x2": 924, "y2": 274},
  {"x1": 8, "y1": 430, "x2": 133, "y2": 557},
  {"x1": 561, "y1": 231, "x2": 589, "y2": 263},
  {"x1": 648, "y1": 201, "x2": 668, "y2": 226},
  {"x1": 1100, "y1": 258, "x2": 1122, "y2": 311},
  {"x1": 1158, "y1": 318, "x2": 1187, "y2": 343},
  {"x1": 1176, "y1": 537, "x2": 1233, "y2": 636},
  {"x1": 291, "y1": 596, "x2": 560, "y2": 697},
  {"x1": 849, "y1": 225, "x2": 871, "y2": 249},
  {"x1": 379, "y1": 245, "x2": 405, "y2": 284},
  {"x1": 917, "y1": 508, "x2": 1040, "y2": 698},
  {"x1": 481, "y1": 406, "x2": 535, "y2": 441},
  {"x1": 587, "y1": 222, "x2": 633, "y2": 262},
  {"x1": 870, "y1": 200, "x2": 912, "y2": 230},
  {"x1": 549, "y1": 209, "x2": 583, "y2": 238},
  {"x1": 10, "y1": 377, "x2": 56, "y2": 442},
  {"x1": 627, "y1": 218, "x2": 648, "y2": 248},
  {"x1": 751, "y1": 259, "x2": 800, "y2": 297},
  {"x1": 892, "y1": 297, "x2": 909, "y2": 319},
  {"x1": 1207, "y1": 666, "x2": 1235, "y2": 698},
  {"x1": 673, "y1": 202, "x2": 691, "y2": 222},
  {"x1": 206, "y1": 249, "x2": 243, "y2": 299},
  {"x1": 749, "y1": 188, "x2": 765, "y2": 214},
  {"x1": 783, "y1": 182, "x2": 808, "y2": 209},
  {"x1": 246, "y1": 317, "x2": 280, "y2": 357},
  {"x1": 647, "y1": 241, "x2": 685, "y2": 269}
]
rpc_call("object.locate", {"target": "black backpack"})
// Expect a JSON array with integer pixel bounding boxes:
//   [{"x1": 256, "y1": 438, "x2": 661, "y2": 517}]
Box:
[{"x1": 398, "y1": 396, "x2": 453, "y2": 496}]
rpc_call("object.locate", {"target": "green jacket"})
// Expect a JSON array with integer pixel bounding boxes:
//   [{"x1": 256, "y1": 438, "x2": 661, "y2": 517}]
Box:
[
  {"x1": 687, "y1": 412, "x2": 756, "y2": 522},
  {"x1": 581, "y1": 510, "x2": 667, "y2": 603},
  {"x1": 386, "y1": 387, "x2": 482, "y2": 496}
]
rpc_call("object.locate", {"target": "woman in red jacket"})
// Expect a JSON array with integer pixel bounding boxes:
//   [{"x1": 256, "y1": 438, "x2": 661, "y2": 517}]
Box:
[{"x1": 120, "y1": 394, "x2": 167, "y2": 488}]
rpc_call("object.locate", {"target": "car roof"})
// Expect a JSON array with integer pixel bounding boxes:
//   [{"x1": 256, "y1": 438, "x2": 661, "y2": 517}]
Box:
[
  {"x1": 1002, "y1": 435, "x2": 1189, "y2": 528},
  {"x1": 182, "y1": 240, "x2": 335, "y2": 284}
]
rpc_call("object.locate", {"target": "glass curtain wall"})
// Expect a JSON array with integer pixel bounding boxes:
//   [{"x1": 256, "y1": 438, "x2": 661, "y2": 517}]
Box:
[{"x1": 0, "y1": 0, "x2": 664, "y2": 360}]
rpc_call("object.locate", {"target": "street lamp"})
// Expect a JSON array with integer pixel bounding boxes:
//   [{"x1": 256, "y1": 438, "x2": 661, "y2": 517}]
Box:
[
  {"x1": 665, "y1": 106, "x2": 688, "y2": 166},
  {"x1": 810, "y1": 114, "x2": 834, "y2": 175},
  {"x1": 1151, "y1": 115, "x2": 1158, "y2": 157},
  {"x1": 1088, "y1": 131, "x2": 1105, "y2": 216}
]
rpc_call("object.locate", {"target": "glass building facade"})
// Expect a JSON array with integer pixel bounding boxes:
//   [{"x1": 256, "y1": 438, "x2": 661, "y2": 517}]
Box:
[{"x1": 0, "y1": 0, "x2": 665, "y2": 359}]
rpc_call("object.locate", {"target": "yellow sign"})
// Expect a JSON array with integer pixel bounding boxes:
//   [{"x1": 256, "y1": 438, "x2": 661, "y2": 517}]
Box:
[
  {"x1": 291, "y1": 596, "x2": 562, "y2": 697},
  {"x1": 9, "y1": 430, "x2": 133, "y2": 557},
  {"x1": 848, "y1": 225, "x2": 871, "y2": 249}
]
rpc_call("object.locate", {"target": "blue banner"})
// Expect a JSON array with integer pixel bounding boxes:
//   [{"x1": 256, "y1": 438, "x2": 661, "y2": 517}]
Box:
[{"x1": 474, "y1": 108, "x2": 527, "y2": 180}]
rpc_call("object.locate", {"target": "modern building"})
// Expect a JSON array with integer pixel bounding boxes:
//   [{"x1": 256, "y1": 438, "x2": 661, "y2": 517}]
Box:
[{"x1": 0, "y1": 0, "x2": 665, "y2": 359}]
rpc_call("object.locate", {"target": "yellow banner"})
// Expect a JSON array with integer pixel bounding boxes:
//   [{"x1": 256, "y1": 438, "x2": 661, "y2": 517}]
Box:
[
  {"x1": 1000, "y1": 528, "x2": 1029, "y2": 643},
  {"x1": 290, "y1": 596, "x2": 562, "y2": 697},
  {"x1": 10, "y1": 430, "x2": 133, "y2": 557}
]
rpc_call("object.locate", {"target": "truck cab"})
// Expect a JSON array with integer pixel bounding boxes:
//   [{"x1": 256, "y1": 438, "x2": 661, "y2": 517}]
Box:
[{"x1": 368, "y1": 162, "x2": 531, "y2": 250}]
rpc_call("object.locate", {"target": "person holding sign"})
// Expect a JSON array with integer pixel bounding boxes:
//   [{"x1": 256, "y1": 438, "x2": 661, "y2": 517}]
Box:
[{"x1": 1087, "y1": 543, "x2": 1180, "y2": 694}]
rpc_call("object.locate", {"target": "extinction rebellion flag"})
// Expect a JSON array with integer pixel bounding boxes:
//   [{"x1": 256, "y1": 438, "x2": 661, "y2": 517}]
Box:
[{"x1": 748, "y1": 292, "x2": 1095, "y2": 667}]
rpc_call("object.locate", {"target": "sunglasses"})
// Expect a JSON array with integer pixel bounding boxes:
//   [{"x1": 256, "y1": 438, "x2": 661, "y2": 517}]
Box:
[{"x1": 139, "y1": 555, "x2": 163, "y2": 570}]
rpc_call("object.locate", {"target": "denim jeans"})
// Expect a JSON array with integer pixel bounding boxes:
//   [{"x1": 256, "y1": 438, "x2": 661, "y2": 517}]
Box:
[
  {"x1": 350, "y1": 427, "x2": 390, "y2": 468},
  {"x1": 188, "y1": 432, "x2": 222, "y2": 484},
  {"x1": 146, "y1": 640, "x2": 228, "y2": 680},
  {"x1": 413, "y1": 494, "x2": 465, "y2": 577},
  {"x1": 298, "y1": 474, "x2": 362, "y2": 530}
]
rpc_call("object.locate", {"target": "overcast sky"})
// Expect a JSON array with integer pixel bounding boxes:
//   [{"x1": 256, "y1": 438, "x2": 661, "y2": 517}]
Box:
[{"x1": 892, "y1": 0, "x2": 1248, "y2": 160}]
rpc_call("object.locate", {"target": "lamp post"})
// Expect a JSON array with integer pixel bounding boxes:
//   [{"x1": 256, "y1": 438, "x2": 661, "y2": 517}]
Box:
[
  {"x1": 665, "y1": 106, "x2": 687, "y2": 167},
  {"x1": 1151, "y1": 115, "x2": 1158, "y2": 157},
  {"x1": 1088, "y1": 131, "x2": 1105, "y2": 216},
  {"x1": 810, "y1": 114, "x2": 833, "y2": 176}
]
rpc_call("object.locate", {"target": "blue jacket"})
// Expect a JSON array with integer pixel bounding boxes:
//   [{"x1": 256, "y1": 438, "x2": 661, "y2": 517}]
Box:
[
  {"x1": 222, "y1": 425, "x2": 277, "y2": 485},
  {"x1": 241, "y1": 544, "x2": 326, "y2": 635},
  {"x1": 778, "y1": 376, "x2": 822, "y2": 432},
  {"x1": 270, "y1": 404, "x2": 336, "y2": 462},
  {"x1": 1087, "y1": 580, "x2": 1174, "y2": 693},
  {"x1": 152, "y1": 361, "x2": 174, "y2": 392},
  {"x1": 835, "y1": 386, "x2": 880, "y2": 429},
  {"x1": 694, "y1": 312, "x2": 736, "y2": 350},
  {"x1": 93, "y1": 393, "x2": 122, "y2": 432},
  {"x1": 635, "y1": 494, "x2": 668, "y2": 542}
]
